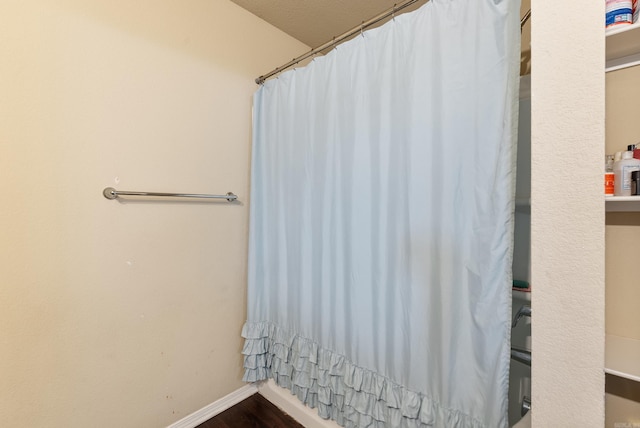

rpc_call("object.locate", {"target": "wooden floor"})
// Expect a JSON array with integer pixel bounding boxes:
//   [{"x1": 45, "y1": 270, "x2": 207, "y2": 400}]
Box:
[{"x1": 196, "y1": 393, "x2": 305, "y2": 428}]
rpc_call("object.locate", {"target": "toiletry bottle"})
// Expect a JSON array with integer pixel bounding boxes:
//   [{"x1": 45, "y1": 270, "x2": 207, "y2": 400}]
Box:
[
  {"x1": 634, "y1": 143, "x2": 640, "y2": 160},
  {"x1": 607, "y1": 0, "x2": 634, "y2": 28},
  {"x1": 614, "y1": 151, "x2": 640, "y2": 196},
  {"x1": 605, "y1": 155, "x2": 615, "y2": 196},
  {"x1": 632, "y1": 170, "x2": 640, "y2": 195},
  {"x1": 615, "y1": 151, "x2": 623, "y2": 162}
]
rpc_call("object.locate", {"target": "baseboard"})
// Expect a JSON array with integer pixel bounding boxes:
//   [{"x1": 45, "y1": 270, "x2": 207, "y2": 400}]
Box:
[
  {"x1": 167, "y1": 384, "x2": 258, "y2": 428},
  {"x1": 258, "y1": 379, "x2": 340, "y2": 428}
]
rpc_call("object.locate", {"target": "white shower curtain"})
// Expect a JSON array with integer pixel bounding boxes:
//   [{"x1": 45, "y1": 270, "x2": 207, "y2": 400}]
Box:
[{"x1": 242, "y1": 0, "x2": 521, "y2": 427}]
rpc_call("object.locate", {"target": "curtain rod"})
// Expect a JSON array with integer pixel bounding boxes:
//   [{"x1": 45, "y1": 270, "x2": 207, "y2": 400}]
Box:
[
  {"x1": 255, "y1": 3, "x2": 533, "y2": 85},
  {"x1": 255, "y1": 0, "x2": 426, "y2": 85},
  {"x1": 521, "y1": 9, "x2": 531, "y2": 29}
]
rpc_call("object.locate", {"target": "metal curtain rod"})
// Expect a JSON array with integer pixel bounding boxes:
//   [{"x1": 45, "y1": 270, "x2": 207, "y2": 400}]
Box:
[
  {"x1": 256, "y1": 3, "x2": 533, "y2": 85},
  {"x1": 102, "y1": 187, "x2": 238, "y2": 202},
  {"x1": 255, "y1": 0, "x2": 425, "y2": 85},
  {"x1": 521, "y1": 9, "x2": 531, "y2": 30},
  {"x1": 511, "y1": 347, "x2": 531, "y2": 366}
]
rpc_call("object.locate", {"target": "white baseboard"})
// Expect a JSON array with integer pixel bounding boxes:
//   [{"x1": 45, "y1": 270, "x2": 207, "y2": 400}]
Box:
[
  {"x1": 167, "y1": 384, "x2": 258, "y2": 428},
  {"x1": 258, "y1": 379, "x2": 340, "y2": 428}
]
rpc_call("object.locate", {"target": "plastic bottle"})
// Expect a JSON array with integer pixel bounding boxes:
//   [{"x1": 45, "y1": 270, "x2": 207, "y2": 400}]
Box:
[
  {"x1": 606, "y1": 154, "x2": 615, "y2": 171},
  {"x1": 633, "y1": 170, "x2": 640, "y2": 195},
  {"x1": 607, "y1": 0, "x2": 634, "y2": 28},
  {"x1": 605, "y1": 155, "x2": 615, "y2": 195},
  {"x1": 614, "y1": 151, "x2": 624, "y2": 162},
  {"x1": 614, "y1": 151, "x2": 640, "y2": 196}
]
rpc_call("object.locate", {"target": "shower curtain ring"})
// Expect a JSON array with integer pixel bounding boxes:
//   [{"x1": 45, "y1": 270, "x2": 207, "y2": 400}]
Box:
[
  {"x1": 392, "y1": 4, "x2": 397, "y2": 21},
  {"x1": 361, "y1": 21, "x2": 364, "y2": 37}
]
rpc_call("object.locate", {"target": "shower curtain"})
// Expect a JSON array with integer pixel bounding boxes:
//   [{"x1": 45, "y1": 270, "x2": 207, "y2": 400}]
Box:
[{"x1": 242, "y1": 0, "x2": 521, "y2": 427}]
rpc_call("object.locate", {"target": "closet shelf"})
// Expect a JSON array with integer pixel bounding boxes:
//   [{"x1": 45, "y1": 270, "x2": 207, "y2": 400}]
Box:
[
  {"x1": 605, "y1": 196, "x2": 640, "y2": 212},
  {"x1": 605, "y1": 334, "x2": 640, "y2": 383},
  {"x1": 606, "y1": 22, "x2": 640, "y2": 72}
]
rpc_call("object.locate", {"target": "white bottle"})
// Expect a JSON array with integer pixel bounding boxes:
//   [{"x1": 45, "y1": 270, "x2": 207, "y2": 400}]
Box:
[{"x1": 614, "y1": 151, "x2": 640, "y2": 196}]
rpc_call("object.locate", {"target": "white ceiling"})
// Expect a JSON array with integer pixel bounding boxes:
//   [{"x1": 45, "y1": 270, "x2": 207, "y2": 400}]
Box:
[{"x1": 229, "y1": 0, "x2": 423, "y2": 48}]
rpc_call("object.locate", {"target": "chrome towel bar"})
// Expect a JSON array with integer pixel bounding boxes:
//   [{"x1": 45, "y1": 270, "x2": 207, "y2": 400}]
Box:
[
  {"x1": 512, "y1": 305, "x2": 532, "y2": 328},
  {"x1": 103, "y1": 187, "x2": 237, "y2": 202},
  {"x1": 511, "y1": 347, "x2": 531, "y2": 367}
]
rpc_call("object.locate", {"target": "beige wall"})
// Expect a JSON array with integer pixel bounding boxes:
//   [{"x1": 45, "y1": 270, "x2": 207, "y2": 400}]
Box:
[
  {"x1": 531, "y1": 0, "x2": 605, "y2": 426},
  {"x1": 605, "y1": 65, "x2": 640, "y2": 426},
  {"x1": 0, "y1": 1, "x2": 307, "y2": 427}
]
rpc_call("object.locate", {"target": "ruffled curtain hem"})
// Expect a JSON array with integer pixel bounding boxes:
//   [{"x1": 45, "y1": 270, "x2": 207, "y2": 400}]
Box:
[{"x1": 241, "y1": 321, "x2": 487, "y2": 428}]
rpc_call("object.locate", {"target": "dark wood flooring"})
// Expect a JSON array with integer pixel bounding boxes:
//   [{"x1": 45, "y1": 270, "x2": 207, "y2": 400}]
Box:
[{"x1": 196, "y1": 393, "x2": 305, "y2": 428}]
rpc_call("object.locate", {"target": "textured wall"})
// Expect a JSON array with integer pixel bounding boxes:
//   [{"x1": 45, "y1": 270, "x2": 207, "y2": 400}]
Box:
[
  {"x1": 531, "y1": 0, "x2": 605, "y2": 426},
  {"x1": 0, "y1": 1, "x2": 307, "y2": 426}
]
